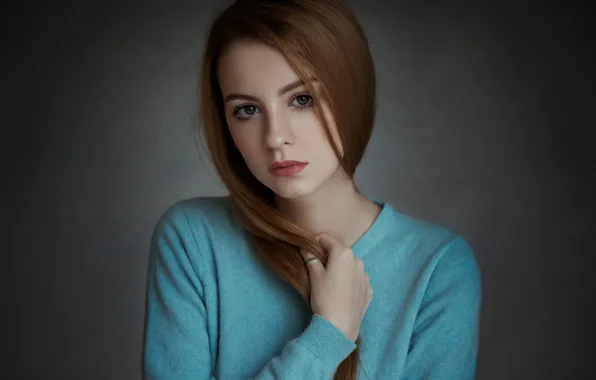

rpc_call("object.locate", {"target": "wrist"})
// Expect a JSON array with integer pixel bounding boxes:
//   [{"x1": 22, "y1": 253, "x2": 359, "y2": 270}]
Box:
[{"x1": 318, "y1": 314, "x2": 358, "y2": 342}]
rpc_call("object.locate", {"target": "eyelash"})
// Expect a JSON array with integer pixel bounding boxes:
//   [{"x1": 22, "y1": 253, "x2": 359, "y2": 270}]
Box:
[{"x1": 232, "y1": 93, "x2": 314, "y2": 121}]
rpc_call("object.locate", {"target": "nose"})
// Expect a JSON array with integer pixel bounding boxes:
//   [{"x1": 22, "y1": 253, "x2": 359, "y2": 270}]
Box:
[{"x1": 264, "y1": 109, "x2": 294, "y2": 149}]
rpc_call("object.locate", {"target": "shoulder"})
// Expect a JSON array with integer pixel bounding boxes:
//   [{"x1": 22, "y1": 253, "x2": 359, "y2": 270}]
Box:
[
  {"x1": 416, "y1": 225, "x2": 481, "y2": 309},
  {"x1": 166, "y1": 195, "x2": 233, "y2": 221},
  {"x1": 430, "y1": 235, "x2": 481, "y2": 293},
  {"x1": 386, "y1": 206, "x2": 481, "y2": 295},
  {"x1": 151, "y1": 195, "x2": 241, "y2": 249},
  {"x1": 154, "y1": 195, "x2": 235, "y2": 231}
]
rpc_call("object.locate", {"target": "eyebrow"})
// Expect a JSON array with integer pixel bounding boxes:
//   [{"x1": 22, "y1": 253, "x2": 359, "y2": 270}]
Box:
[{"x1": 224, "y1": 78, "x2": 316, "y2": 103}]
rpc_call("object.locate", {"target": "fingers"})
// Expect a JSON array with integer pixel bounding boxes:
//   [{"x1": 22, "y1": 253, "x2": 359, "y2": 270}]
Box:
[
  {"x1": 316, "y1": 233, "x2": 352, "y2": 258},
  {"x1": 316, "y1": 233, "x2": 339, "y2": 251},
  {"x1": 300, "y1": 248, "x2": 325, "y2": 278}
]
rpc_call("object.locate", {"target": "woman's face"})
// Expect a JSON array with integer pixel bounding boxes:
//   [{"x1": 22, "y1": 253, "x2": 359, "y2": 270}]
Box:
[{"x1": 217, "y1": 39, "x2": 345, "y2": 200}]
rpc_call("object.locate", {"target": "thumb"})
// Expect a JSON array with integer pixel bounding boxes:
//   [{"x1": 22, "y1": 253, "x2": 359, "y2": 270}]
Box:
[{"x1": 300, "y1": 248, "x2": 325, "y2": 280}]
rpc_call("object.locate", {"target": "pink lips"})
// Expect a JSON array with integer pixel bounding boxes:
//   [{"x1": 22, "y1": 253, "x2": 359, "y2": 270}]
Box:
[{"x1": 270, "y1": 160, "x2": 308, "y2": 177}]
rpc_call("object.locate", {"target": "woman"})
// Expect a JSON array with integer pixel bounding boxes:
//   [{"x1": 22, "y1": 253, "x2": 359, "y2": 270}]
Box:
[{"x1": 143, "y1": 0, "x2": 482, "y2": 379}]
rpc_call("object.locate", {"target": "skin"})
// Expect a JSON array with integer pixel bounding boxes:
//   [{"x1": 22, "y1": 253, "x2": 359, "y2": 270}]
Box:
[{"x1": 217, "y1": 38, "x2": 381, "y2": 249}]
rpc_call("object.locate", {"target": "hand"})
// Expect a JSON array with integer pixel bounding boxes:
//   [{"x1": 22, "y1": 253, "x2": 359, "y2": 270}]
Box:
[{"x1": 300, "y1": 233, "x2": 373, "y2": 342}]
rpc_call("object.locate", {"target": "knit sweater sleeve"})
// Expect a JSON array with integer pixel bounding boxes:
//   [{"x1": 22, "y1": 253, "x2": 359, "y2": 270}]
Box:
[
  {"x1": 142, "y1": 204, "x2": 356, "y2": 380},
  {"x1": 402, "y1": 236, "x2": 482, "y2": 380}
]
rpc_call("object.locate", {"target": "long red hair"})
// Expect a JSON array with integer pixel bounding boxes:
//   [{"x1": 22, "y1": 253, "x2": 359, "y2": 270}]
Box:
[{"x1": 198, "y1": 1, "x2": 376, "y2": 377}]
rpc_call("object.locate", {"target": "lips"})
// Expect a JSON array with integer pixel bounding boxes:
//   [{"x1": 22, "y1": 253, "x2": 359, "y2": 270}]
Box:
[
  {"x1": 270, "y1": 162, "x2": 308, "y2": 177},
  {"x1": 270, "y1": 160, "x2": 307, "y2": 170}
]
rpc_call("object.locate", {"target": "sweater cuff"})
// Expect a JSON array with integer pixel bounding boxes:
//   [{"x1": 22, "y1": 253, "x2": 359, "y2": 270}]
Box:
[{"x1": 299, "y1": 314, "x2": 357, "y2": 368}]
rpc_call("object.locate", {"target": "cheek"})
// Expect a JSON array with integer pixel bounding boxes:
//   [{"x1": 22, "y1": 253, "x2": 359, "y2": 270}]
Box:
[
  {"x1": 305, "y1": 124, "x2": 342, "y2": 168},
  {"x1": 227, "y1": 127, "x2": 243, "y2": 152},
  {"x1": 226, "y1": 114, "x2": 252, "y2": 155},
  {"x1": 228, "y1": 126, "x2": 263, "y2": 167}
]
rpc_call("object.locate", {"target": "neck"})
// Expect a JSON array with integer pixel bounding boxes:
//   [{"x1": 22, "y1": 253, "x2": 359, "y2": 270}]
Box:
[{"x1": 274, "y1": 168, "x2": 381, "y2": 248}]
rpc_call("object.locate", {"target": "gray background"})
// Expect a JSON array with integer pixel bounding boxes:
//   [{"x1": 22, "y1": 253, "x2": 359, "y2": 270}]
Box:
[{"x1": 9, "y1": 0, "x2": 594, "y2": 379}]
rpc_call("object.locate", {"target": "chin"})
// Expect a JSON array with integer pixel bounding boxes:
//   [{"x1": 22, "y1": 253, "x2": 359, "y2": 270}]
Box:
[
  {"x1": 268, "y1": 180, "x2": 317, "y2": 200},
  {"x1": 251, "y1": 164, "x2": 341, "y2": 201}
]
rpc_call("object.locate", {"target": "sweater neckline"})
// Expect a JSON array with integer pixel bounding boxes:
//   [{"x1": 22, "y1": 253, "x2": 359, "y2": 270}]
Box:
[{"x1": 351, "y1": 199, "x2": 393, "y2": 259}]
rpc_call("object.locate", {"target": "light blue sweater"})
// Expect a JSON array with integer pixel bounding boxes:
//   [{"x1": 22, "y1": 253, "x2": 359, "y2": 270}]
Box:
[{"x1": 143, "y1": 196, "x2": 481, "y2": 379}]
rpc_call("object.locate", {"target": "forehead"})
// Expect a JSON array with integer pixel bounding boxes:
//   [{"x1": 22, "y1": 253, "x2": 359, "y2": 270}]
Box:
[{"x1": 217, "y1": 39, "x2": 300, "y2": 95}]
